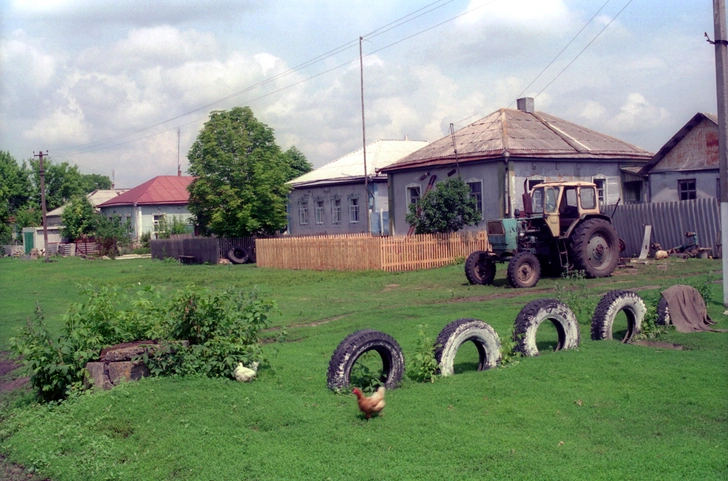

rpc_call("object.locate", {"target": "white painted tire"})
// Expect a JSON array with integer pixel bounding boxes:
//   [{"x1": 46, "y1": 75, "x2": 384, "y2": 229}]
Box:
[
  {"x1": 513, "y1": 299, "x2": 580, "y2": 357},
  {"x1": 434, "y1": 319, "x2": 501, "y2": 377},
  {"x1": 590, "y1": 290, "x2": 646, "y2": 342}
]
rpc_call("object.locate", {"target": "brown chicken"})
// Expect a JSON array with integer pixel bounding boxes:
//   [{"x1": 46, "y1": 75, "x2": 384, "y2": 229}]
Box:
[{"x1": 352, "y1": 386, "x2": 386, "y2": 419}]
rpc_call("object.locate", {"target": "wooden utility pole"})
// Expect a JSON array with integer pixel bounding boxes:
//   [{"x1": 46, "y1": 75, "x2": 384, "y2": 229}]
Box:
[
  {"x1": 33, "y1": 150, "x2": 50, "y2": 262},
  {"x1": 359, "y1": 36, "x2": 371, "y2": 234}
]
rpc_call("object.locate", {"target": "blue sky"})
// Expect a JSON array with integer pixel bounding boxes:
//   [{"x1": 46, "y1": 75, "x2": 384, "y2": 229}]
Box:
[{"x1": 0, "y1": 0, "x2": 720, "y2": 187}]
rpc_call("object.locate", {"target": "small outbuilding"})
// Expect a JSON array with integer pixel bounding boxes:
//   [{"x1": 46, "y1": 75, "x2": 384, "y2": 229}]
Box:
[
  {"x1": 379, "y1": 98, "x2": 653, "y2": 235},
  {"x1": 639, "y1": 112, "x2": 719, "y2": 202}
]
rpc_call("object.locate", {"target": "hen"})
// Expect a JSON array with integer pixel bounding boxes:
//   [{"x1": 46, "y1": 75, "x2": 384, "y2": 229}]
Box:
[
  {"x1": 234, "y1": 361, "x2": 259, "y2": 382},
  {"x1": 352, "y1": 386, "x2": 386, "y2": 419}
]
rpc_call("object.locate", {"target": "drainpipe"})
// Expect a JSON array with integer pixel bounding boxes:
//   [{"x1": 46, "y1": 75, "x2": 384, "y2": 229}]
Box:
[{"x1": 503, "y1": 151, "x2": 512, "y2": 217}]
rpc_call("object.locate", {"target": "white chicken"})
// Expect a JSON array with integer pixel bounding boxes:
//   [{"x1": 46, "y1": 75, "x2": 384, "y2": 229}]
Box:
[{"x1": 234, "y1": 361, "x2": 259, "y2": 382}]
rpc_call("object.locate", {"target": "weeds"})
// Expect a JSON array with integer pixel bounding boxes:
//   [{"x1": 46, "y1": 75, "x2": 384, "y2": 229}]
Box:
[
  {"x1": 408, "y1": 324, "x2": 440, "y2": 383},
  {"x1": 499, "y1": 329, "x2": 522, "y2": 367},
  {"x1": 554, "y1": 270, "x2": 595, "y2": 324},
  {"x1": 349, "y1": 351, "x2": 383, "y2": 393}
]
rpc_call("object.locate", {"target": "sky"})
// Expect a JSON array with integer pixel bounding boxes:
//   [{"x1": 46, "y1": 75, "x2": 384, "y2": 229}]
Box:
[{"x1": 0, "y1": 0, "x2": 721, "y2": 188}]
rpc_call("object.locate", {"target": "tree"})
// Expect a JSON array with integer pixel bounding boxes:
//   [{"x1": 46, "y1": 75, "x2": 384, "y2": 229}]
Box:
[
  {"x1": 405, "y1": 177, "x2": 482, "y2": 234},
  {"x1": 187, "y1": 106, "x2": 296, "y2": 237},
  {"x1": 61, "y1": 196, "x2": 97, "y2": 241},
  {"x1": 27, "y1": 159, "x2": 112, "y2": 211},
  {"x1": 282, "y1": 146, "x2": 313, "y2": 181}
]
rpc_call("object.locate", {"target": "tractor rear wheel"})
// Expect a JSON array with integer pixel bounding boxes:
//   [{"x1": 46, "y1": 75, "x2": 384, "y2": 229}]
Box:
[
  {"x1": 506, "y1": 252, "x2": 541, "y2": 288},
  {"x1": 569, "y1": 219, "x2": 619, "y2": 278},
  {"x1": 464, "y1": 251, "x2": 496, "y2": 285}
]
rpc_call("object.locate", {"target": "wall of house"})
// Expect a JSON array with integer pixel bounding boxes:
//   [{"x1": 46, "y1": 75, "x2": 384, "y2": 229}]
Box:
[
  {"x1": 100, "y1": 204, "x2": 193, "y2": 239},
  {"x1": 287, "y1": 181, "x2": 377, "y2": 236},
  {"x1": 387, "y1": 159, "x2": 631, "y2": 236},
  {"x1": 648, "y1": 170, "x2": 719, "y2": 203}
]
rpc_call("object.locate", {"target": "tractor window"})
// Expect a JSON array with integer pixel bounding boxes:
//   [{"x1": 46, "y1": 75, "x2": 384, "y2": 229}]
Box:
[
  {"x1": 531, "y1": 188, "x2": 544, "y2": 214},
  {"x1": 564, "y1": 188, "x2": 578, "y2": 207},
  {"x1": 544, "y1": 187, "x2": 559, "y2": 213},
  {"x1": 580, "y1": 187, "x2": 597, "y2": 209}
]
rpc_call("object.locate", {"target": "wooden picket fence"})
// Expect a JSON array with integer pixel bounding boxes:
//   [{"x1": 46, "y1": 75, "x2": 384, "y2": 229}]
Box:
[{"x1": 256, "y1": 231, "x2": 489, "y2": 272}]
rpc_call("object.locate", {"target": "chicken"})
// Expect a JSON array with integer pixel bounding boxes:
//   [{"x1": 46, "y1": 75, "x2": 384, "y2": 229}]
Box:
[
  {"x1": 352, "y1": 386, "x2": 386, "y2": 419},
  {"x1": 234, "y1": 361, "x2": 259, "y2": 382}
]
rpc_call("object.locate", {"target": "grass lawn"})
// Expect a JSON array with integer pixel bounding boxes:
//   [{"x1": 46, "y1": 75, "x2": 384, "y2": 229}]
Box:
[{"x1": 0, "y1": 256, "x2": 726, "y2": 480}]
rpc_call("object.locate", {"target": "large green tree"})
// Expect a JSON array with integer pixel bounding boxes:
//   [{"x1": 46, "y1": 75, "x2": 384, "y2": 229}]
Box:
[
  {"x1": 282, "y1": 146, "x2": 313, "y2": 181},
  {"x1": 27, "y1": 159, "x2": 112, "y2": 211},
  {"x1": 61, "y1": 196, "x2": 97, "y2": 241},
  {"x1": 406, "y1": 177, "x2": 482, "y2": 234},
  {"x1": 0, "y1": 152, "x2": 31, "y2": 243},
  {"x1": 187, "y1": 106, "x2": 307, "y2": 237}
]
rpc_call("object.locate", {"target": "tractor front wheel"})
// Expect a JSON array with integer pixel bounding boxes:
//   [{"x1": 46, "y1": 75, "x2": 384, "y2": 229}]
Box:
[{"x1": 506, "y1": 252, "x2": 541, "y2": 288}]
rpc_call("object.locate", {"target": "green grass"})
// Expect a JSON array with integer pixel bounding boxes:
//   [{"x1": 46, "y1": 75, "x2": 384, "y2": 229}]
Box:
[{"x1": 0, "y1": 256, "x2": 726, "y2": 480}]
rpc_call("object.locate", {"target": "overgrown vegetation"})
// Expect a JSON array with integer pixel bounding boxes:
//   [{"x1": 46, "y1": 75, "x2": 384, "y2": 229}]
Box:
[
  {"x1": 554, "y1": 270, "x2": 595, "y2": 324},
  {"x1": 9, "y1": 283, "x2": 275, "y2": 402},
  {"x1": 405, "y1": 177, "x2": 481, "y2": 234},
  {"x1": 407, "y1": 324, "x2": 439, "y2": 383}
]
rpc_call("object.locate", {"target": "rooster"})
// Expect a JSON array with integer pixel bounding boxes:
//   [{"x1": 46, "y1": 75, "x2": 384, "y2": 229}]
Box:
[{"x1": 352, "y1": 386, "x2": 386, "y2": 419}]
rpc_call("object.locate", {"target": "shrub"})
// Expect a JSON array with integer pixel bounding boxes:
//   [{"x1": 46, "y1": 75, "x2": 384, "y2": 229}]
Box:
[{"x1": 408, "y1": 324, "x2": 439, "y2": 383}]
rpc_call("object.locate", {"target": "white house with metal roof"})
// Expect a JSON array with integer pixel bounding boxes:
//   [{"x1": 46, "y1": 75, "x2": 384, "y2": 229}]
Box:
[{"x1": 287, "y1": 138, "x2": 428, "y2": 236}]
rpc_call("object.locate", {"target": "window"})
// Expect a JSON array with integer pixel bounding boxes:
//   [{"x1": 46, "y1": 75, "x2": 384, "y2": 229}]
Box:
[
  {"x1": 544, "y1": 187, "x2": 559, "y2": 213},
  {"x1": 153, "y1": 214, "x2": 166, "y2": 232},
  {"x1": 527, "y1": 178, "x2": 544, "y2": 192},
  {"x1": 580, "y1": 186, "x2": 597, "y2": 209},
  {"x1": 592, "y1": 178, "x2": 606, "y2": 206},
  {"x1": 623, "y1": 181, "x2": 642, "y2": 203},
  {"x1": 407, "y1": 185, "x2": 421, "y2": 206},
  {"x1": 678, "y1": 179, "x2": 696, "y2": 200},
  {"x1": 315, "y1": 199, "x2": 324, "y2": 224},
  {"x1": 532, "y1": 188, "x2": 544, "y2": 214},
  {"x1": 331, "y1": 197, "x2": 341, "y2": 224},
  {"x1": 467, "y1": 180, "x2": 483, "y2": 214},
  {"x1": 299, "y1": 199, "x2": 309, "y2": 225},
  {"x1": 349, "y1": 197, "x2": 360, "y2": 223}
]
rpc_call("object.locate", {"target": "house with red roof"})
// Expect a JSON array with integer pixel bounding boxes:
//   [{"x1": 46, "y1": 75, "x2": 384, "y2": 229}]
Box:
[{"x1": 98, "y1": 175, "x2": 195, "y2": 240}]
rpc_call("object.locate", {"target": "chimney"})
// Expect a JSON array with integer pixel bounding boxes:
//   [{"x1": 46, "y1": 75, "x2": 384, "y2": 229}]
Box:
[{"x1": 517, "y1": 97, "x2": 535, "y2": 113}]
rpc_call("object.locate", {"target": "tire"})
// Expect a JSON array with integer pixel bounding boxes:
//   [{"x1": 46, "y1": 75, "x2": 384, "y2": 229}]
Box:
[
  {"x1": 327, "y1": 330, "x2": 405, "y2": 390},
  {"x1": 513, "y1": 299, "x2": 580, "y2": 356},
  {"x1": 464, "y1": 251, "x2": 496, "y2": 285},
  {"x1": 227, "y1": 246, "x2": 249, "y2": 264},
  {"x1": 590, "y1": 290, "x2": 646, "y2": 342},
  {"x1": 507, "y1": 252, "x2": 541, "y2": 288},
  {"x1": 569, "y1": 219, "x2": 620, "y2": 278},
  {"x1": 434, "y1": 319, "x2": 502, "y2": 377},
  {"x1": 656, "y1": 296, "x2": 670, "y2": 326}
]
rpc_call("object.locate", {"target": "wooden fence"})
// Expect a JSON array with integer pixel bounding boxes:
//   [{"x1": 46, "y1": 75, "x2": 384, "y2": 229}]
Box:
[
  {"x1": 256, "y1": 231, "x2": 489, "y2": 272},
  {"x1": 151, "y1": 237, "x2": 219, "y2": 264}
]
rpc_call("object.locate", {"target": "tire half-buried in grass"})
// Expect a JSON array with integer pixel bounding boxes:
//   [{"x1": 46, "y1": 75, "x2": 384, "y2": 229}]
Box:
[
  {"x1": 591, "y1": 290, "x2": 646, "y2": 342},
  {"x1": 327, "y1": 330, "x2": 405, "y2": 390},
  {"x1": 434, "y1": 318, "x2": 502, "y2": 376},
  {"x1": 513, "y1": 299, "x2": 580, "y2": 356}
]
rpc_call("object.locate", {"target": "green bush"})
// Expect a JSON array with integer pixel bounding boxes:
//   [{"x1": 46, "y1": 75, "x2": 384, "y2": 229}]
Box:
[
  {"x1": 407, "y1": 324, "x2": 439, "y2": 383},
  {"x1": 10, "y1": 284, "x2": 275, "y2": 402}
]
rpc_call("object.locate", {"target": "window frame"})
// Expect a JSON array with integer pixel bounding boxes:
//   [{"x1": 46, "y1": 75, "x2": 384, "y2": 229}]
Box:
[
  {"x1": 406, "y1": 183, "x2": 421, "y2": 207},
  {"x1": 466, "y1": 178, "x2": 483, "y2": 215},
  {"x1": 678, "y1": 178, "x2": 696, "y2": 200},
  {"x1": 330, "y1": 196, "x2": 341, "y2": 224},
  {"x1": 298, "y1": 198, "x2": 309, "y2": 225},
  {"x1": 592, "y1": 176, "x2": 607, "y2": 206},
  {"x1": 314, "y1": 198, "x2": 325, "y2": 225},
  {"x1": 348, "y1": 196, "x2": 360, "y2": 223}
]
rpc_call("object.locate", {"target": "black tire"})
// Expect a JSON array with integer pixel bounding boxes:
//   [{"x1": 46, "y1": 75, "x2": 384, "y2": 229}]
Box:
[
  {"x1": 591, "y1": 290, "x2": 646, "y2": 342},
  {"x1": 227, "y1": 246, "x2": 249, "y2": 264},
  {"x1": 464, "y1": 251, "x2": 496, "y2": 285},
  {"x1": 507, "y1": 252, "x2": 541, "y2": 288},
  {"x1": 513, "y1": 299, "x2": 580, "y2": 356},
  {"x1": 434, "y1": 319, "x2": 502, "y2": 377},
  {"x1": 569, "y1": 218, "x2": 620, "y2": 278},
  {"x1": 327, "y1": 330, "x2": 405, "y2": 390},
  {"x1": 656, "y1": 296, "x2": 670, "y2": 326}
]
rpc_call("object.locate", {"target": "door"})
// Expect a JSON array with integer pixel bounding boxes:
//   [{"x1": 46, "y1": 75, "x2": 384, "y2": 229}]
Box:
[{"x1": 24, "y1": 231, "x2": 34, "y2": 254}]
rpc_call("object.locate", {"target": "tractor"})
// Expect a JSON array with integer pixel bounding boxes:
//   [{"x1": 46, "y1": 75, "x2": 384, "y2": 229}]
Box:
[{"x1": 465, "y1": 181, "x2": 620, "y2": 288}]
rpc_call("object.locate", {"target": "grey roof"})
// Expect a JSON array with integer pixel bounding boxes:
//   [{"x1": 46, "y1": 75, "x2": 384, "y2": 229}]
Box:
[
  {"x1": 288, "y1": 138, "x2": 428, "y2": 188},
  {"x1": 46, "y1": 189, "x2": 130, "y2": 218},
  {"x1": 639, "y1": 112, "x2": 718, "y2": 175},
  {"x1": 380, "y1": 108, "x2": 653, "y2": 173}
]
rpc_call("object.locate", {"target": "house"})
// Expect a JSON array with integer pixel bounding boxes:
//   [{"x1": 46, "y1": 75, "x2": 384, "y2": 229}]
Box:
[
  {"x1": 287, "y1": 138, "x2": 428, "y2": 235},
  {"x1": 378, "y1": 98, "x2": 654, "y2": 235},
  {"x1": 45, "y1": 189, "x2": 129, "y2": 227},
  {"x1": 639, "y1": 113, "x2": 719, "y2": 202},
  {"x1": 97, "y1": 175, "x2": 195, "y2": 240}
]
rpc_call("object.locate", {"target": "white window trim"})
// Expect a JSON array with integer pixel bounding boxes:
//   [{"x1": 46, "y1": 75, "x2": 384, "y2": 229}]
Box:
[
  {"x1": 405, "y1": 183, "x2": 422, "y2": 206},
  {"x1": 330, "y1": 196, "x2": 341, "y2": 224},
  {"x1": 465, "y1": 177, "x2": 483, "y2": 214},
  {"x1": 348, "y1": 195, "x2": 360, "y2": 224},
  {"x1": 592, "y1": 175, "x2": 607, "y2": 206},
  {"x1": 298, "y1": 198, "x2": 309, "y2": 225},
  {"x1": 314, "y1": 198, "x2": 325, "y2": 225},
  {"x1": 526, "y1": 176, "x2": 545, "y2": 192}
]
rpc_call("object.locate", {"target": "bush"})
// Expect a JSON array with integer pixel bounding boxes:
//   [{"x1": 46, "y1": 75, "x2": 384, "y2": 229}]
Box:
[
  {"x1": 408, "y1": 324, "x2": 439, "y2": 383},
  {"x1": 10, "y1": 284, "x2": 275, "y2": 402}
]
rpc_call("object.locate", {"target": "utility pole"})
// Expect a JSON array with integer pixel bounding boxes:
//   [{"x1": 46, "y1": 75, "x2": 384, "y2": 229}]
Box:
[
  {"x1": 33, "y1": 150, "x2": 50, "y2": 262},
  {"x1": 360, "y1": 36, "x2": 370, "y2": 235},
  {"x1": 711, "y1": 0, "x2": 728, "y2": 306}
]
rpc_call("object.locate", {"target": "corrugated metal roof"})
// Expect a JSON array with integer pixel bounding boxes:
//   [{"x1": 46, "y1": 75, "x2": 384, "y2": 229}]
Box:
[
  {"x1": 288, "y1": 139, "x2": 428, "y2": 188},
  {"x1": 380, "y1": 108, "x2": 653, "y2": 173},
  {"x1": 639, "y1": 112, "x2": 718, "y2": 174},
  {"x1": 46, "y1": 189, "x2": 130, "y2": 217},
  {"x1": 99, "y1": 176, "x2": 194, "y2": 207}
]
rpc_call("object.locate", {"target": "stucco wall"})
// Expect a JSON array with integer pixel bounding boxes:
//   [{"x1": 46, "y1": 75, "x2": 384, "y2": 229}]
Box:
[
  {"x1": 287, "y1": 181, "x2": 378, "y2": 236},
  {"x1": 648, "y1": 170, "x2": 719, "y2": 203},
  {"x1": 387, "y1": 159, "x2": 631, "y2": 236},
  {"x1": 100, "y1": 204, "x2": 193, "y2": 239}
]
